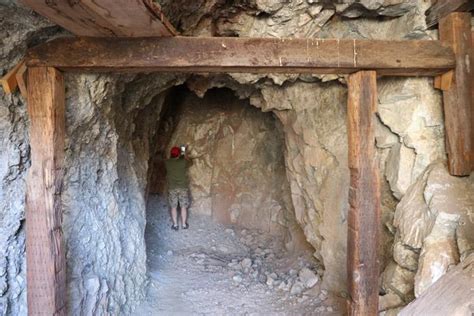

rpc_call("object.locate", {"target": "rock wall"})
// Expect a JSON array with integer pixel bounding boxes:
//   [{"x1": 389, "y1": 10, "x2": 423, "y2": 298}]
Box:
[{"x1": 61, "y1": 73, "x2": 184, "y2": 314}]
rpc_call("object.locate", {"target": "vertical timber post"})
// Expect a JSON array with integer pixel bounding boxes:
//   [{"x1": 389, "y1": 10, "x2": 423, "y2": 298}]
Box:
[
  {"x1": 347, "y1": 71, "x2": 381, "y2": 316},
  {"x1": 439, "y1": 12, "x2": 473, "y2": 176},
  {"x1": 26, "y1": 67, "x2": 66, "y2": 315}
]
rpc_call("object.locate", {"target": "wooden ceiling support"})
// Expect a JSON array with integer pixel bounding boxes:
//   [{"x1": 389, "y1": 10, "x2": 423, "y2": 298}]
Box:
[
  {"x1": 426, "y1": 0, "x2": 474, "y2": 28},
  {"x1": 346, "y1": 71, "x2": 381, "y2": 316},
  {"x1": 0, "y1": 60, "x2": 24, "y2": 94},
  {"x1": 25, "y1": 36, "x2": 455, "y2": 76},
  {"x1": 20, "y1": 0, "x2": 176, "y2": 37},
  {"x1": 439, "y1": 12, "x2": 473, "y2": 176},
  {"x1": 26, "y1": 67, "x2": 66, "y2": 315}
]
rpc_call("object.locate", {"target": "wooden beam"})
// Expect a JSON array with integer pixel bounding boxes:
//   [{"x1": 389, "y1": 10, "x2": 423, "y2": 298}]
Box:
[
  {"x1": 26, "y1": 67, "x2": 66, "y2": 315},
  {"x1": 439, "y1": 12, "x2": 473, "y2": 176},
  {"x1": 347, "y1": 71, "x2": 381, "y2": 316},
  {"x1": 26, "y1": 37, "x2": 455, "y2": 76},
  {"x1": 399, "y1": 254, "x2": 474, "y2": 316},
  {"x1": 426, "y1": 0, "x2": 474, "y2": 28},
  {"x1": 0, "y1": 60, "x2": 23, "y2": 94},
  {"x1": 15, "y1": 63, "x2": 28, "y2": 98},
  {"x1": 20, "y1": 0, "x2": 175, "y2": 37}
]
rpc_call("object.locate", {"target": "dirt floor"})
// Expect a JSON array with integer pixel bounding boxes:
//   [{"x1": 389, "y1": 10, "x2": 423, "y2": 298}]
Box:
[{"x1": 135, "y1": 195, "x2": 343, "y2": 315}]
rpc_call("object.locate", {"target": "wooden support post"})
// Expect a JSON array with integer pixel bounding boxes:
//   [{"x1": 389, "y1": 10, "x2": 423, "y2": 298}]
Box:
[
  {"x1": 26, "y1": 67, "x2": 66, "y2": 315},
  {"x1": 439, "y1": 12, "x2": 473, "y2": 176},
  {"x1": 347, "y1": 71, "x2": 381, "y2": 316}
]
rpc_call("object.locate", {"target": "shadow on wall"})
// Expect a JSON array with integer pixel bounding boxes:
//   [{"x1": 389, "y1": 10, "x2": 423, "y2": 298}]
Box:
[{"x1": 147, "y1": 86, "x2": 310, "y2": 250}]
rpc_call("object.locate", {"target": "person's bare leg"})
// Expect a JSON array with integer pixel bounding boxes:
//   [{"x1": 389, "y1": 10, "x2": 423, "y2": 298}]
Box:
[
  {"x1": 181, "y1": 207, "x2": 188, "y2": 228},
  {"x1": 171, "y1": 207, "x2": 178, "y2": 226}
]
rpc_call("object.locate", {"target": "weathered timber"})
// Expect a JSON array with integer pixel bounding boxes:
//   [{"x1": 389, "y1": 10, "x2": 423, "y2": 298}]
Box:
[
  {"x1": 0, "y1": 60, "x2": 23, "y2": 94},
  {"x1": 426, "y1": 0, "x2": 474, "y2": 28},
  {"x1": 15, "y1": 63, "x2": 28, "y2": 98},
  {"x1": 20, "y1": 0, "x2": 174, "y2": 37},
  {"x1": 26, "y1": 37, "x2": 455, "y2": 76},
  {"x1": 26, "y1": 67, "x2": 66, "y2": 316},
  {"x1": 399, "y1": 253, "x2": 474, "y2": 316},
  {"x1": 347, "y1": 71, "x2": 381, "y2": 316},
  {"x1": 433, "y1": 70, "x2": 454, "y2": 91},
  {"x1": 142, "y1": 0, "x2": 178, "y2": 36},
  {"x1": 439, "y1": 13, "x2": 473, "y2": 175}
]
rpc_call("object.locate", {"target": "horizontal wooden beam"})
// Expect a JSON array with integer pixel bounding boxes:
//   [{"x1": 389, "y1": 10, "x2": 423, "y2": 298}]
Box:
[
  {"x1": 426, "y1": 0, "x2": 474, "y2": 28},
  {"x1": 26, "y1": 37, "x2": 455, "y2": 76},
  {"x1": 20, "y1": 0, "x2": 176, "y2": 37}
]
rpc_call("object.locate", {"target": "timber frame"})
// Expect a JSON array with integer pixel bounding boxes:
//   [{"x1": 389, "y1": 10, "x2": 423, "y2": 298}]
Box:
[{"x1": 7, "y1": 6, "x2": 470, "y2": 316}]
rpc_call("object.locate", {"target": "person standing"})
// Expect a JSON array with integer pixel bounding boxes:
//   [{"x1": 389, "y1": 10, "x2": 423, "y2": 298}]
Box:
[{"x1": 165, "y1": 146, "x2": 191, "y2": 230}]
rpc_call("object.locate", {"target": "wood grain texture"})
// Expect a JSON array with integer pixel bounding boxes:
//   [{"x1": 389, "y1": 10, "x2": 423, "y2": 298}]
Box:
[
  {"x1": 20, "y1": 0, "x2": 174, "y2": 37},
  {"x1": 399, "y1": 254, "x2": 474, "y2": 316},
  {"x1": 26, "y1": 37, "x2": 455, "y2": 76},
  {"x1": 426, "y1": 0, "x2": 474, "y2": 28},
  {"x1": 15, "y1": 62, "x2": 28, "y2": 98},
  {"x1": 0, "y1": 60, "x2": 23, "y2": 94},
  {"x1": 346, "y1": 71, "x2": 381, "y2": 316},
  {"x1": 439, "y1": 13, "x2": 473, "y2": 175},
  {"x1": 26, "y1": 67, "x2": 66, "y2": 316}
]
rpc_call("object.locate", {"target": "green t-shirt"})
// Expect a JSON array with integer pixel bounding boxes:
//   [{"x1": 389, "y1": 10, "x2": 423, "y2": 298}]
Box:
[{"x1": 165, "y1": 158, "x2": 188, "y2": 190}]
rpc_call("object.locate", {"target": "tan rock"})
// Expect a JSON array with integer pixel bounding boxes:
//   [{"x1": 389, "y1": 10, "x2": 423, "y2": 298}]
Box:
[
  {"x1": 381, "y1": 260, "x2": 416, "y2": 300},
  {"x1": 414, "y1": 212, "x2": 460, "y2": 297},
  {"x1": 393, "y1": 165, "x2": 437, "y2": 249}
]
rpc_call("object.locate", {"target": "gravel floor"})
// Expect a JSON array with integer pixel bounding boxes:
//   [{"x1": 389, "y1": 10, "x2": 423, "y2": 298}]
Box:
[{"x1": 134, "y1": 195, "x2": 343, "y2": 315}]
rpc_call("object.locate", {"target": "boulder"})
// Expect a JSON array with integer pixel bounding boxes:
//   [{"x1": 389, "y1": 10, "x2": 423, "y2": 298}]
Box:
[{"x1": 414, "y1": 212, "x2": 460, "y2": 297}]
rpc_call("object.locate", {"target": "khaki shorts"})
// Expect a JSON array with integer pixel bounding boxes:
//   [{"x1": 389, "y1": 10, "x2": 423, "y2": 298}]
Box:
[{"x1": 168, "y1": 188, "x2": 189, "y2": 208}]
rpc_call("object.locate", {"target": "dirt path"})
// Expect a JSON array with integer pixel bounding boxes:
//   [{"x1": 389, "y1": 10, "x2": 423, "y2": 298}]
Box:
[{"x1": 135, "y1": 195, "x2": 342, "y2": 315}]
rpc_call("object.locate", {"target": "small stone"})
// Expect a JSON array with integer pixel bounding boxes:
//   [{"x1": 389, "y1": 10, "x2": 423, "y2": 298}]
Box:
[
  {"x1": 298, "y1": 267, "x2": 319, "y2": 288},
  {"x1": 167, "y1": 250, "x2": 173, "y2": 256},
  {"x1": 241, "y1": 258, "x2": 252, "y2": 269},
  {"x1": 290, "y1": 282, "x2": 304, "y2": 296}
]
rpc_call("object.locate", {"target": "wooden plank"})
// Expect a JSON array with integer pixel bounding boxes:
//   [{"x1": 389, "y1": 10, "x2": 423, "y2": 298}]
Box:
[
  {"x1": 142, "y1": 0, "x2": 178, "y2": 36},
  {"x1": 0, "y1": 60, "x2": 23, "y2": 94},
  {"x1": 15, "y1": 62, "x2": 28, "y2": 98},
  {"x1": 346, "y1": 71, "x2": 381, "y2": 316},
  {"x1": 433, "y1": 70, "x2": 454, "y2": 91},
  {"x1": 439, "y1": 12, "x2": 473, "y2": 175},
  {"x1": 25, "y1": 36, "x2": 455, "y2": 76},
  {"x1": 26, "y1": 67, "x2": 66, "y2": 315},
  {"x1": 20, "y1": 0, "x2": 174, "y2": 37},
  {"x1": 399, "y1": 253, "x2": 474, "y2": 316},
  {"x1": 426, "y1": 0, "x2": 474, "y2": 28}
]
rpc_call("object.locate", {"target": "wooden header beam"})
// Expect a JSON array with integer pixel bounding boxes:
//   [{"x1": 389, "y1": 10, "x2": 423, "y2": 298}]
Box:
[{"x1": 26, "y1": 37, "x2": 455, "y2": 76}]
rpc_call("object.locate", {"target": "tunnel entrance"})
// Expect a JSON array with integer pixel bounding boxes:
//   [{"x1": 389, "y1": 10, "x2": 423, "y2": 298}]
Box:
[{"x1": 135, "y1": 86, "x2": 338, "y2": 314}]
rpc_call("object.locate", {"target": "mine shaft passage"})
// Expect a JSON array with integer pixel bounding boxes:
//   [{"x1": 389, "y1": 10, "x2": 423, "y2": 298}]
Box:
[{"x1": 136, "y1": 87, "x2": 342, "y2": 314}]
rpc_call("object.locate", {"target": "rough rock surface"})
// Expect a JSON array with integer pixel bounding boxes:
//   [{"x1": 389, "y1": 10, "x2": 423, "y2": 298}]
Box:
[
  {"x1": 382, "y1": 162, "x2": 474, "y2": 307},
  {"x1": 62, "y1": 73, "x2": 184, "y2": 314}
]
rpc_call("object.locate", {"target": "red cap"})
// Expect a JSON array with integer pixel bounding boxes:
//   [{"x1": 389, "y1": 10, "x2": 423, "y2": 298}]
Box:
[{"x1": 170, "y1": 146, "x2": 180, "y2": 158}]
